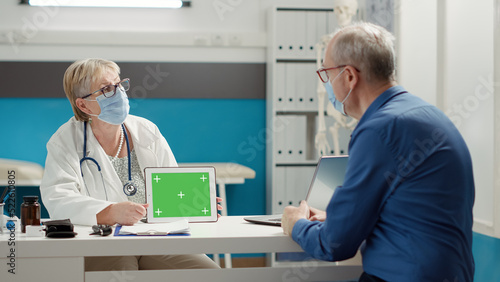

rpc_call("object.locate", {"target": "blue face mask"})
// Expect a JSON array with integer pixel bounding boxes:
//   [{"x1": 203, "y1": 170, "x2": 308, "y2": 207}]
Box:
[
  {"x1": 323, "y1": 68, "x2": 352, "y2": 116},
  {"x1": 88, "y1": 87, "x2": 130, "y2": 125}
]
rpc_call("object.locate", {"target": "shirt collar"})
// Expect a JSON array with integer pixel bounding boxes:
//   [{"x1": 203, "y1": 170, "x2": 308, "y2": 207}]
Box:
[{"x1": 356, "y1": 85, "x2": 408, "y2": 126}]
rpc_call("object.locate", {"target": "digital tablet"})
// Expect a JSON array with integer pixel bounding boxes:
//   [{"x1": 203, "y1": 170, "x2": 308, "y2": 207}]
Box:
[{"x1": 144, "y1": 167, "x2": 218, "y2": 223}]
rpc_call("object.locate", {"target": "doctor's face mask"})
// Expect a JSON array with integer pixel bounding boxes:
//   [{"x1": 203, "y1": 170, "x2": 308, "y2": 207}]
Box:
[{"x1": 86, "y1": 86, "x2": 130, "y2": 125}]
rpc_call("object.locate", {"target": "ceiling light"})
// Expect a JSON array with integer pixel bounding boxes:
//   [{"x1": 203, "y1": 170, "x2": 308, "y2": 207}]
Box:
[{"x1": 25, "y1": 0, "x2": 188, "y2": 8}]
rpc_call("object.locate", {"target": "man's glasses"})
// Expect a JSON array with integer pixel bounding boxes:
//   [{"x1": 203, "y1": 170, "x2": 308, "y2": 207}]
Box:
[
  {"x1": 316, "y1": 65, "x2": 360, "y2": 83},
  {"x1": 82, "y1": 78, "x2": 130, "y2": 99}
]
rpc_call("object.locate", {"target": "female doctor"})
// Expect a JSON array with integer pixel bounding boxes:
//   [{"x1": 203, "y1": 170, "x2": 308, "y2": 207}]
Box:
[{"x1": 40, "y1": 58, "x2": 220, "y2": 271}]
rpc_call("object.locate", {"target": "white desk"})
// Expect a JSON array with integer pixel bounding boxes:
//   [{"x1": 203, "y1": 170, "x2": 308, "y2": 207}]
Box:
[
  {"x1": 0, "y1": 216, "x2": 362, "y2": 282},
  {"x1": 179, "y1": 162, "x2": 256, "y2": 268}
]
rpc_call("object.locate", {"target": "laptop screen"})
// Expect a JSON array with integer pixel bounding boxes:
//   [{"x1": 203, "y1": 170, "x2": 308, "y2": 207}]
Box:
[{"x1": 305, "y1": 156, "x2": 349, "y2": 210}]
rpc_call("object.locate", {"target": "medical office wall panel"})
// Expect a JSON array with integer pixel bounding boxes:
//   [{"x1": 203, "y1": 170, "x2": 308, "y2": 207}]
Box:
[
  {"x1": 0, "y1": 62, "x2": 265, "y2": 99},
  {"x1": 396, "y1": 0, "x2": 437, "y2": 106},
  {"x1": 441, "y1": 0, "x2": 495, "y2": 237}
]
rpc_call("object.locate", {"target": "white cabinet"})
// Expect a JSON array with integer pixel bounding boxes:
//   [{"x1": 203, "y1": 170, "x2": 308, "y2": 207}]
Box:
[
  {"x1": 266, "y1": 5, "x2": 347, "y2": 218},
  {"x1": 265, "y1": 5, "x2": 352, "y2": 266}
]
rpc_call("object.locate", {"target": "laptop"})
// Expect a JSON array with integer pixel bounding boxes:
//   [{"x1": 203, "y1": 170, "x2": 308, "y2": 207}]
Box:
[{"x1": 244, "y1": 155, "x2": 348, "y2": 226}]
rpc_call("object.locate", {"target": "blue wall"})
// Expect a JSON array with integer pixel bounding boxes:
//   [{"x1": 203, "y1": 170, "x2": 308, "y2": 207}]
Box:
[
  {"x1": 473, "y1": 232, "x2": 500, "y2": 281},
  {"x1": 0, "y1": 98, "x2": 267, "y2": 216}
]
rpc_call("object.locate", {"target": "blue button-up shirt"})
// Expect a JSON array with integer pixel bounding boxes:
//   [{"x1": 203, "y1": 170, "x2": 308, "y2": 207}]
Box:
[{"x1": 292, "y1": 86, "x2": 475, "y2": 281}]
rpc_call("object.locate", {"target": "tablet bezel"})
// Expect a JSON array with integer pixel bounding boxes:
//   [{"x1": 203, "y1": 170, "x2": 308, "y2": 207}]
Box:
[{"x1": 144, "y1": 166, "x2": 218, "y2": 223}]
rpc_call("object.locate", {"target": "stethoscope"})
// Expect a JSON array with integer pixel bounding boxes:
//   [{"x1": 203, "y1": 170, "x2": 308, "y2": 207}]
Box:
[{"x1": 80, "y1": 121, "x2": 138, "y2": 199}]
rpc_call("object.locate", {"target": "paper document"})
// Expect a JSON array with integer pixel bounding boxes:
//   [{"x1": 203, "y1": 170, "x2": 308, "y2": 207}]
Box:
[{"x1": 117, "y1": 219, "x2": 190, "y2": 235}]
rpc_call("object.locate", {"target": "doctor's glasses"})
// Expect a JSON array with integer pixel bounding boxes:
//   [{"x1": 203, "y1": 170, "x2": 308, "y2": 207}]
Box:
[{"x1": 82, "y1": 78, "x2": 130, "y2": 99}]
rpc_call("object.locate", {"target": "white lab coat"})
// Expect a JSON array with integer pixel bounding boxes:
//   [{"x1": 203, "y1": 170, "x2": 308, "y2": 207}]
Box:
[{"x1": 40, "y1": 115, "x2": 177, "y2": 226}]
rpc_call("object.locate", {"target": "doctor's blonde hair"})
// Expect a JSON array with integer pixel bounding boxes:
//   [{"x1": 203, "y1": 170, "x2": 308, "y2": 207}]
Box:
[{"x1": 63, "y1": 58, "x2": 120, "y2": 121}]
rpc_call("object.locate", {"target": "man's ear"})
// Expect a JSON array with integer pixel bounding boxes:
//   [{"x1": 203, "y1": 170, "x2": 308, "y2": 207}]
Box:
[
  {"x1": 75, "y1": 98, "x2": 92, "y2": 115},
  {"x1": 344, "y1": 66, "x2": 359, "y2": 89}
]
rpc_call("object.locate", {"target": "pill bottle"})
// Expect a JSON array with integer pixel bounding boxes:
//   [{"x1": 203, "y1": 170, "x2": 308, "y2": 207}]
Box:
[{"x1": 21, "y1": 195, "x2": 41, "y2": 233}]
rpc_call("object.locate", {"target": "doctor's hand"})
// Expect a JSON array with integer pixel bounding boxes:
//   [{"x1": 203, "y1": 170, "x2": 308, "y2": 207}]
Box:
[
  {"x1": 281, "y1": 201, "x2": 310, "y2": 236},
  {"x1": 216, "y1": 197, "x2": 223, "y2": 218},
  {"x1": 97, "y1": 202, "x2": 149, "y2": 226}
]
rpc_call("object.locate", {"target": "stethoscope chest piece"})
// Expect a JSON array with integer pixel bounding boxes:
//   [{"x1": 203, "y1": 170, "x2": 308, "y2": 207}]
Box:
[{"x1": 123, "y1": 182, "x2": 137, "y2": 196}]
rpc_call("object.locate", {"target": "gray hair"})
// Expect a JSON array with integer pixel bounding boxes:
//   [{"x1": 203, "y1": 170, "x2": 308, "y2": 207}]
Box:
[{"x1": 330, "y1": 22, "x2": 396, "y2": 83}]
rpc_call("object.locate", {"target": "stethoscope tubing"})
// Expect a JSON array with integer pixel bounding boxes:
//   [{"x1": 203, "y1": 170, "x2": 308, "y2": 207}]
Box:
[{"x1": 80, "y1": 121, "x2": 136, "y2": 198}]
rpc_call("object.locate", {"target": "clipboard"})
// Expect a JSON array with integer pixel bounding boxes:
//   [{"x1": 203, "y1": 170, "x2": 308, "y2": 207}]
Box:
[
  {"x1": 113, "y1": 226, "x2": 190, "y2": 236},
  {"x1": 114, "y1": 219, "x2": 191, "y2": 236}
]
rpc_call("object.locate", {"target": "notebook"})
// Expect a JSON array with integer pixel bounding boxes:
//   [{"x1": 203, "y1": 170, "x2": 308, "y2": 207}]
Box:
[
  {"x1": 115, "y1": 219, "x2": 190, "y2": 236},
  {"x1": 244, "y1": 155, "x2": 348, "y2": 226}
]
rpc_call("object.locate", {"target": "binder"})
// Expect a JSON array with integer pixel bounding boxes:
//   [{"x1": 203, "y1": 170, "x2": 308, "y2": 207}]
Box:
[
  {"x1": 284, "y1": 115, "x2": 296, "y2": 162},
  {"x1": 275, "y1": 62, "x2": 286, "y2": 111},
  {"x1": 285, "y1": 166, "x2": 316, "y2": 207},
  {"x1": 274, "y1": 166, "x2": 286, "y2": 214},
  {"x1": 295, "y1": 63, "x2": 307, "y2": 111},
  {"x1": 285, "y1": 166, "x2": 297, "y2": 206},
  {"x1": 316, "y1": 12, "x2": 328, "y2": 45},
  {"x1": 275, "y1": 11, "x2": 287, "y2": 57},
  {"x1": 274, "y1": 115, "x2": 287, "y2": 163},
  {"x1": 305, "y1": 62, "x2": 319, "y2": 112},
  {"x1": 295, "y1": 11, "x2": 307, "y2": 58},
  {"x1": 284, "y1": 11, "x2": 296, "y2": 58},
  {"x1": 294, "y1": 166, "x2": 316, "y2": 205},
  {"x1": 285, "y1": 63, "x2": 296, "y2": 111},
  {"x1": 306, "y1": 11, "x2": 318, "y2": 58},
  {"x1": 293, "y1": 115, "x2": 307, "y2": 162}
]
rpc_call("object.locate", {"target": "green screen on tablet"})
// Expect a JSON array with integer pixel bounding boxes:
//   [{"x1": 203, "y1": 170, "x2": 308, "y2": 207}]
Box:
[{"x1": 144, "y1": 167, "x2": 217, "y2": 223}]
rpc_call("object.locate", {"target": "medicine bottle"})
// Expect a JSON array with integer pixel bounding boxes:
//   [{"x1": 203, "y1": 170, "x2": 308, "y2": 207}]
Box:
[{"x1": 21, "y1": 195, "x2": 41, "y2": 233}]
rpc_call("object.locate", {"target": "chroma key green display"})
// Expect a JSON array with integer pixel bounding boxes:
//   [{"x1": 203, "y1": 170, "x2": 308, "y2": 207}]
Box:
[{"x1": 151, "y1": 172, "x2": 211, "y2": 217}]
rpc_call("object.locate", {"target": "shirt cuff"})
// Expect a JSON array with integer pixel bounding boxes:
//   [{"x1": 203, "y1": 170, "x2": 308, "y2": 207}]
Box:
[{"x1": 291, "y1": 218, "x2": 312, "y2": 242}]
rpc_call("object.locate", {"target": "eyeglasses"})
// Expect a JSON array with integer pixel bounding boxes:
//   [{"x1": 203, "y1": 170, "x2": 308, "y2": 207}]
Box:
[
  {"x1": 316, "y1": 65, "x2": 360, "y2": 83},
  {"x1": 82, "y1": 78, "x2": 130, "y2": 99}
]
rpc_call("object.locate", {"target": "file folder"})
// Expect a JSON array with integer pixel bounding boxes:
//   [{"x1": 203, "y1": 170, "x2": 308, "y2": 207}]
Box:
[
  {"x1": 275, "y1": 11, "x2": 288, "y2": 57},
  {"x1": 274, "y1": 166, "x2": 286, "y2": 214},
  {"x1": 275, "y1": 62, "x2": 286, "y2": 111}
]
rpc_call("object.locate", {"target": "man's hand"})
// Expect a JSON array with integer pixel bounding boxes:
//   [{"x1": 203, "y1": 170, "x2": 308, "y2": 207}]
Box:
[
  {"x1": 282, "y1": 201, "x2": 310, "y2": 236},
  {"x1": 309, "y1": 206, "x2": 327, "y2": 222},
  {"x1": 97, "y1": 202, "x2": 149, "y2": 226}
]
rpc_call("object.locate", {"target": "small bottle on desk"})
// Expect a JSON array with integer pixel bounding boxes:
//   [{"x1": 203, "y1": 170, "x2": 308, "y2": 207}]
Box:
[{"x1": 21, "y1": 195, "x2": 41, "y2": 233}]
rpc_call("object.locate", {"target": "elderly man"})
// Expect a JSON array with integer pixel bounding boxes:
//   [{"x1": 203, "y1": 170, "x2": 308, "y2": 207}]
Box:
[{"x1": 281, "y1": 22, "x2": 474, "y2": 282}]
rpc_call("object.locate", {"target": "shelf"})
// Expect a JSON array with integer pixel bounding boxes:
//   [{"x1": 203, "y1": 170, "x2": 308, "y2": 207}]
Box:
[
  {"x1": 276, "y1": 59, "x2": 317, "y2": 63},
  {"x1": 275, "y1": 161, "x2": 319, "y2": 167},
  {"x1": 276, "y1": 111, "x2": 324, "y2": 115}
]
